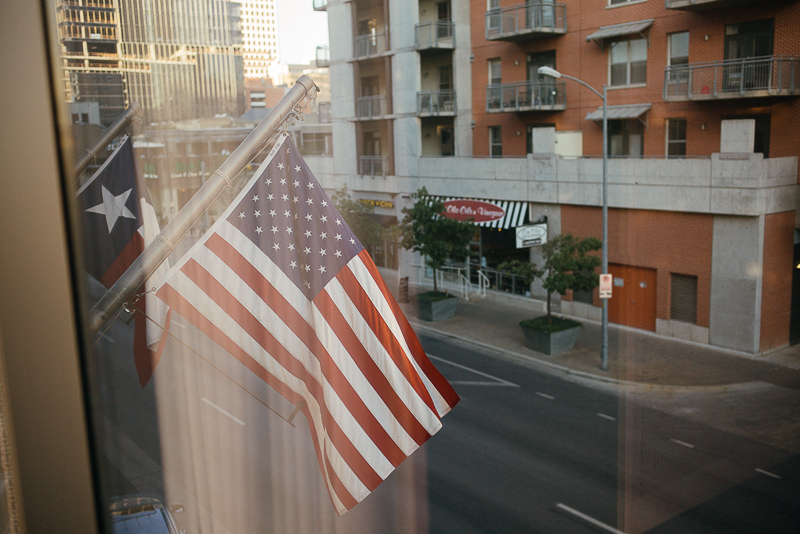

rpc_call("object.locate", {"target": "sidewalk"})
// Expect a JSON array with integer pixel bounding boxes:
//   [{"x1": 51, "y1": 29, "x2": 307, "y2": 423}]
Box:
[{"x1": 381, "y1": 269, "x2": 800, "y2": 390}]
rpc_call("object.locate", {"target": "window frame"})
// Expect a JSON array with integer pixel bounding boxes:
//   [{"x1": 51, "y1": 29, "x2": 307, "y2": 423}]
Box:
[
  {"x1": 666, "y1": 118, "x2": 687, "y2": 158},
  {"x1": 489, "y1": 125, "x2": 502, "y2": 158},
  {"x1": 608, "y1": 37, "x2": 648, "y2": 88}
]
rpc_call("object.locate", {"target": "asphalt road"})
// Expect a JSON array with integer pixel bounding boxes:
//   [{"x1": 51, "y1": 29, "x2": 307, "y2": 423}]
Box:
[{"x1": 92, "y1": 318, "x2": 800, "y2": 533}]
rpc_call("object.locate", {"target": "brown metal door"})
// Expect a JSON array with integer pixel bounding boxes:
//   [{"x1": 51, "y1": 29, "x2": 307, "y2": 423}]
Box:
[{"x1": 608, "y1": 264, "x2": 657, "y2": 331}]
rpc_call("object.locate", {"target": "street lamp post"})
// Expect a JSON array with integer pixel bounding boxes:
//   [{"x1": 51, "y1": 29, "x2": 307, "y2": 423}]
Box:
[{"x1": 538, "y1": 66, "x2": 609, "y2": 371}]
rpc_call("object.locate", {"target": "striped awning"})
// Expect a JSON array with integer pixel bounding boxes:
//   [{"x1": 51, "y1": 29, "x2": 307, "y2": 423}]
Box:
[
  {"x1": 585, "y1": 19, "x2": 654, "y2": 42},
  {"x1": 436, "y1": 197, "x2": 528, "y2": 230}
]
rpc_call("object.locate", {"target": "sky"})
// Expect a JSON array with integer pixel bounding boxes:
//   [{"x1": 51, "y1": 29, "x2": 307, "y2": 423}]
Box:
[{"x1": 275, "y1": 0, "x2": 329, "y2": 65}]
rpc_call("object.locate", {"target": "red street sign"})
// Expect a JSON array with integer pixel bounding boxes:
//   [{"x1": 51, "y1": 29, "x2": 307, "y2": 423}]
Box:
[{"x1": 442, "y1": 199, "x2": 505, "y2": 223}]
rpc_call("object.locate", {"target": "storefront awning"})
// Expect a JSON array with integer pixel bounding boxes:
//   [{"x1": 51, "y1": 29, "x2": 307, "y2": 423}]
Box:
[
  {"x1": 585, "y1": 103, "x2": 651, "y2": 121},
  {"x1": 585, "y1": 19, "x2": 654, "y2": 43},
  {"x1": 437, "y1": 197, "x2": 528, "y2": 230}
]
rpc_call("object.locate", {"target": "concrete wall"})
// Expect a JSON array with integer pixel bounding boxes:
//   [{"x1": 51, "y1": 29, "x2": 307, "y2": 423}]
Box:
[{"x1": 710, "y1": 215, "x2": 763, "y2": 353}]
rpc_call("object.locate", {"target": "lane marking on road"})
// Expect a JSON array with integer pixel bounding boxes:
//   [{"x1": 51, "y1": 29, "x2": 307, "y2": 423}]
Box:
[
  {"x1": 536, "y1": 392, "x2": 555, "y2": 400},
  {"x1": 755, "y1": 468, "x2": 782, "y2": 479},
  {"x1": 597, "y1": 413, "x2": 617, "y2": 421},
  {"x1": 670, "y1": 439, "x2": 695, "y2": 449},
  {"x1": 202, "y1": 397, "x2": 246, "y2": 426},
  {"x1": 556, "y1": 503, "x2": 625, "y2": 534},
  {"x1": 428, "y1": 355, "x2": 519, "y2": 387}
]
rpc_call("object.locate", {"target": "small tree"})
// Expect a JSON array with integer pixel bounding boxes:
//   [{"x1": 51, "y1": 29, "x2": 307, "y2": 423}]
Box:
[
  {"x1": 497, "y1": 259, "x2": 543, "y2": 296},
  {"x1": 331, "y1": 186, "x2": 386, "y2": 251},
  {"x1": 539, "y1": 233, "x2": 602, "y2": 325},
  {"x1": 400, "y1": 187, "x2": 474, "y2": 294}
]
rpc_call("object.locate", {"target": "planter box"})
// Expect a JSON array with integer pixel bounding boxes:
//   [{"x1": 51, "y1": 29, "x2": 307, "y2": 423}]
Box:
[
  {"x1": 520, "y1": 320, "x2": 581, "y2": 355},
  {"x1": 417, "y1": 294, "x2": 458, "y2": 322}
]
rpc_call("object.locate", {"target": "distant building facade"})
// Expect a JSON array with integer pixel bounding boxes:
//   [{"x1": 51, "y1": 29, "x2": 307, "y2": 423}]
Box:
[{"x1": 314, "y1": 0, "x2": 800, "y2": 354}]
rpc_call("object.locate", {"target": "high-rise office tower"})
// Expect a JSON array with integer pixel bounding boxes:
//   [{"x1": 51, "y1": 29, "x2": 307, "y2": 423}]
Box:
[{"x1": 240, "y1": 0, "x2": 280, "y2": 79}]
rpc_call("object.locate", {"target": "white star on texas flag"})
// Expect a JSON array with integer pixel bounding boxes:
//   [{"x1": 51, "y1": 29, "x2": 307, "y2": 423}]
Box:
[{"x1": 85, "y1": 185, "x2": 137, "y2": 233}]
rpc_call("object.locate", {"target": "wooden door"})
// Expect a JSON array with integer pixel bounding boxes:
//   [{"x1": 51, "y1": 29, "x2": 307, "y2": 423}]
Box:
[{"x1": 608, "y1": 264, "x2": 657, "y2": 331}]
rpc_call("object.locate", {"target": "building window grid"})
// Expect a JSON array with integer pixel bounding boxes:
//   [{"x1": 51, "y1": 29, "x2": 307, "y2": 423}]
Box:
[
  {"x1": 489, "y1": 126, "x2": 502, "y2": 157},
  {"x1": 609, "y1": 38, "x2": 647, "y2": 87},
  {"x1": 666, "y1": 118, "x2": 687, "y2": 158}
]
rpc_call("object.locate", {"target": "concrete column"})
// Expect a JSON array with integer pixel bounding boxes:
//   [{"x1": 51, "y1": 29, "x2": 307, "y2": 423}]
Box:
[
  {"x1": 453, "y1": 0, "x2": 473, "y2": 156},
  {"x1": 720, "y1": 119, "x2": 755, "y2": 154},
  {"x1": 709, "y1": 214, "x2": 763, "y2": 353}
]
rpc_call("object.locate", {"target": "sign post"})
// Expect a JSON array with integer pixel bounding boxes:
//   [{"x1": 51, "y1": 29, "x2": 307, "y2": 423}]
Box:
[{"x1": 599, "y1": 273, "x2": 612, "y2": 299}]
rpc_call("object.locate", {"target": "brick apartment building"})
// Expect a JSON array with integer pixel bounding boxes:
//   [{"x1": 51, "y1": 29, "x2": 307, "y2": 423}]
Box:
[{"x1": 312, "y1": 0, "x2": 800, "y2": 355}]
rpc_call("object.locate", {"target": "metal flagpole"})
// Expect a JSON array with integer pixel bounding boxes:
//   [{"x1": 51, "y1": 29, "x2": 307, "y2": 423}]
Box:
[
  {"x1": 88, "y1": 75, "x2": 318, "y2": 335},
  {"x1": 73, "y1": 102, "x2": 143, "y2": 176}
]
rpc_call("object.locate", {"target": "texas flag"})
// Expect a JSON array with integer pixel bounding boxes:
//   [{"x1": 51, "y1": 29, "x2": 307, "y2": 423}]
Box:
[{"x1": 77, "y1": 135, "x2": 171, "y2": 386}]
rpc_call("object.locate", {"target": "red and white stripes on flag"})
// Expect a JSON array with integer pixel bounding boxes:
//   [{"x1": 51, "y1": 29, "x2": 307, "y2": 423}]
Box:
[{"x1": 154, "y1": 134, "x2": 459, "y2": 514}]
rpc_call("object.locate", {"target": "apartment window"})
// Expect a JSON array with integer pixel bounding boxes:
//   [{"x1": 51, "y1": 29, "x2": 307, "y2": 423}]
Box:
[
  {"x1": 666, "y1": 118, "x2": 687, "y2": 157},
  {"x1": 609, "y1": 38, "x2": 647, "y2": 86},
  {"x1": 489, "y1": 126, "x2": 502, "y2": 157},
  {"x1": 668, "y1": 32, "x2": 689, "y2": 68},
  {"x1": 670, "y1": 273, "x2": 698, "y2": 323},
  {"x1": 608, "y1": 119, "x2": 643, "y2": 157},
  {"x1": 488, "y1": 58, "x2": 501, "y2": 85}
]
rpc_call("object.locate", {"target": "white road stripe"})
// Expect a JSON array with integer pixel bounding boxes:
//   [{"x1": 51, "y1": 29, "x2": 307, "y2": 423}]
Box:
[
  {"x1": 428, "y1": 355, "x2": 520, "y2": 387},
  {"x1": 202, "y1": 397, "x2": 246, "y2": 426},
  {"x1": 755, "y1": 468, "x2": 782, "y2": 479},
  {"x1": 597, "y1": 413, "x2": 616, "y2": 421},
  {"x1": 536, "y1": 392, "x2": 555, "y2": 400},
  {"x1": 670, "y1": 439, "x2": 695, "y2": 449},
  {"x1": 556, "y1": 503, "x2": 625, "y2": 534}
]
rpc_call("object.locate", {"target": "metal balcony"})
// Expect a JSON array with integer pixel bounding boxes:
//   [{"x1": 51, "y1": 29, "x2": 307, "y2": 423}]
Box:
[
  {"x1": 415, "y1": 21, "x2": 455, "y2": 51},
  {"x1": 315, "y1": 46, "x2": 329, "y2": 68},
  {"x1": 353, "y1": 31, "x2": 389, "y2": 60},
  {"x1": 486, "y1": 81, "x2": 566, "y2": 113},
  {"x1": 485, "y1": 2, "x2": 566, "y2": 42},
  {"x1": 356, "y1": 95, "x2": 388, "y2": 119},
  {"x1": 359, "y1": 156, "x2": 388, "y2": 177},
  {"x1": 312, "y1": 0, "x2": 327, "y2": 11},
  {"x1": 417, "y1": 91, "x2": 456, "y2": 116},
  {"x1": 663, "y1": 56, "x2": 800, "y2": 101},
  {"x1": 665, "y1": 0, "x2": 763, "y2": 10}
]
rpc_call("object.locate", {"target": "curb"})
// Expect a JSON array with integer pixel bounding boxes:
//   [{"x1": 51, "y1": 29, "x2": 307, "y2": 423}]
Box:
[{"x1": 410, "y1": 320, "x2": 751, "y2": 393}]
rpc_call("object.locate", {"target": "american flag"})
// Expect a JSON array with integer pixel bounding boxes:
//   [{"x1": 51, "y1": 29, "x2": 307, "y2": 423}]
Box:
[
  {"x1": 154, "y1": 134, "x2": 459, "y2": 514},
  {"x1": 77, "y1": 135, "x2": 171, "y2": 387}
]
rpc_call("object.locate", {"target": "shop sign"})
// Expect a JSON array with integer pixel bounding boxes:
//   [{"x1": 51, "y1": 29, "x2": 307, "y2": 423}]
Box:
[
  {"x1": 443, "y1": 199, "x2": 505, "y2": 223},
  {"x1": 359, "y1": 199, "x2": 394, "y2": 209},
  {"x1": 515, "y1": 223, "x2": 547, "y2": 248}
]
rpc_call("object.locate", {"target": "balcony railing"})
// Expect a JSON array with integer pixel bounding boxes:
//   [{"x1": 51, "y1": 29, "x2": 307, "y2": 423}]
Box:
[
  {"x1": 415, "y1": 21, "x2": 455, "y2": 50},
  {"x1": 417, "y1": 91, "x2": 456, "y2": 116},
  {"x1": 663, "y1": 56, "x2": 800, "y2": 101},
  {"x1": 312, "y1": 0, "x2": 327, "y2": 11},
  {"x1": 359, "y1": 156, "x2": 388, "y2": 177},
  {"x1": 356, "y1": 95, "x2": 388, "y2": 119},
  {"x1": 353, "y1": 31, "x2": 389, "y2": 59},
  {"x1": 486, "y1": 80, "x2": 566, "y2": 112},
  {"x1": 315, "y1": 46, "x2": 329, "y2": 68},
  {"x1": 665, "y1": 0, "x2": 761, "y2": 10},
  {"x1": 485, "y1": 2, "x2": 567, "y2": 41}
]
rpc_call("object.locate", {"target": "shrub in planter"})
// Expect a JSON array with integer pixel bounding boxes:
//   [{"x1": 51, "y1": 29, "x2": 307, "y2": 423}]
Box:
[
  {"x1": 501, "y1": 233, "x2": 601, "y2": 355},
  {"x1": 416, "y1": 291, "x2": 459, "y2": 322},
  {"x1": 400, "y1": 187, "x2": 474, "y2": 321}
]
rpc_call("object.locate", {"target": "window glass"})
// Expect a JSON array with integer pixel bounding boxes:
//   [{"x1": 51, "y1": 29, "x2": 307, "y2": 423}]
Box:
[
  {"x1": 489, "y1": 126, "x2": 502, "y2": 157},
  {"x1": 488, "y1": 58, "x2": 501, "y2": 85},
  {"x1": 667, "y1": 118, "x2": 687, "y2": 157},
  {"x1": 610, "y1": 38, "x2": 647, "y2": 86}
]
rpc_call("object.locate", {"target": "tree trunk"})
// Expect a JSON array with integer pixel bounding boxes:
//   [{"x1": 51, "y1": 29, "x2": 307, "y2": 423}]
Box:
[
  {"x1": 433, "y1": 267, "x2": 438, "y2": 293},
  {"x1": 546, "y1": 290, "x2": 552, "y2": 326}
]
